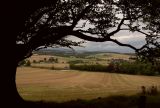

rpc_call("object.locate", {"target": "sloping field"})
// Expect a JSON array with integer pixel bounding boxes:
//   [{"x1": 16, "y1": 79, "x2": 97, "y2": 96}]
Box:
[{"x1": 16, "y1": 67, "x2": 160, "y2": 102}]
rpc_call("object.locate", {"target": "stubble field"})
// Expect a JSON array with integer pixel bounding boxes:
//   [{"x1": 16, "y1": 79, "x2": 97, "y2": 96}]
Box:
[{"x1": 16, "y1": 67, "x2": 160, "y2": 102}]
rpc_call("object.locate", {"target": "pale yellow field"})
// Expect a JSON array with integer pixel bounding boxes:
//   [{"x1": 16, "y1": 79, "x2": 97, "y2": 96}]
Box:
[
  {"x1": 28, "y1": 53, "x2": 133, "y2": 66},
  {"x1": 28, "y1": 54, "x2": 67, "y2": 63},
  {"x1": 31, "y1": 63, "x2": 69, "y2": 69},
  {"x1": 16, "y1": 67, "x2": 160, "y2": 102}
]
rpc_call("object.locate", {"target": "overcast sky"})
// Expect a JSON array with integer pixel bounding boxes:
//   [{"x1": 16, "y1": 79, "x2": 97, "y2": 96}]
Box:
[
  {"x1": 64, "y1": 19, "x2": 147, "y2": 53},
  {"x1": 68, "y1": 30, "x2": 146, "y2": 53}
]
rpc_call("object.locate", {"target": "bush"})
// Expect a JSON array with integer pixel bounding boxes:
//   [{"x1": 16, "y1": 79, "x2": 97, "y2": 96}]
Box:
[
  {"x1": 33, "y1": 60, "x2": 37, "y2": 63},
  {"x1": 18, "y1": 60, "x2": 26, "y2": 66},
  {"x1": 51, "y1": 66, "x2": 55, "y2": 70},
  {"x1": 48, "y1": 57, "x2": 58, "y2": 63},
  {"x1": 44, "y1": 58, "x2": 47, "y2": 62},
  {"x1": 54, "y1": 58, "x2": 58, "y2": 63},
  {"x1": 25, "y1": 60, "x2": 31, "y2": 66}
]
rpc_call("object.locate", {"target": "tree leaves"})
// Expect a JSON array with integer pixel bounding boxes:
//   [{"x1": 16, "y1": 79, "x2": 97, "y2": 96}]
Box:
[{"x1": 16, "y1": 0, "x2": 160, "y2": 61}]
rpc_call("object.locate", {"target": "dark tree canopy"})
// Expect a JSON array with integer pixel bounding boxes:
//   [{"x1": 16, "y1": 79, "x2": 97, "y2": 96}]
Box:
[
  {"x1": 16, "y1": 0, "x2": 160, "y2": 63},
  {"x1": 9, "y1": 0, "x2": 160, "y2": 107}
]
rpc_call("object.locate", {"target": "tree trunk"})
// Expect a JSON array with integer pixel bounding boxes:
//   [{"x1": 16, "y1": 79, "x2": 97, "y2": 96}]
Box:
[
  {"x1": 9, "y1": 1, "x2": 59, "y2": 107},
  {"x1": 6, "y1": 62, "x2": 26, "y2": 107}
]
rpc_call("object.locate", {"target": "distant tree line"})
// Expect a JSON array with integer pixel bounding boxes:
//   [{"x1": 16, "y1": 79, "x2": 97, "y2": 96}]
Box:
[
  {"x1": 18, "y1": 57, "x2": 59, "y2": 66},
  {"x1": 68, "y1": 60, "x2": 85, "y2": 64},
  {"x1": 70, "y1": 64, "x2": 108, "y2": 72},
  {"x1": 47, "y1": 57, "x2": 58, "y2": 63},
  {"x1": 69, "y1": 61, "x2": 160, "y2": 76},
  {"x1": 33, "y1": 57, "x2": 58, "y2": 63}
]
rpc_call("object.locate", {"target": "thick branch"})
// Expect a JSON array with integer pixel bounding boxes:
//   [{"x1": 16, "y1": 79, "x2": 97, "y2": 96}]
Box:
[
  {"x1": 25, "y1": 7, "x2": 55, "y2": 32},
  {"x1": 77, "y1": 18, "x2": 127, "y2": 37},
  {"x1": 136, "y1": 29, "x2": 150, "y2": 36},
  {"x1": 138, "y1": 43, "x2": 148, "y2": 51},
  {"x1": 108, "y1": 38, "x2": 138, "y2": 51},
  {"x1": 71, "y1": 30, "x2": 138, "y2": 51},
  {"x1": 71, "y1": 1, "x2": 96, "y2": 29},
  {"x1": 108, "y1": 18, "x2": 127, "y2": 37},
  {"x1": 70, "y1": 5, "x2": 76, "y2": 20},
  {"x1": 71, "y1": 31, "x2": 110, "y2": 42},
  {"x1": 76, "y1": 29, "x2": 103, "y2": 36}
]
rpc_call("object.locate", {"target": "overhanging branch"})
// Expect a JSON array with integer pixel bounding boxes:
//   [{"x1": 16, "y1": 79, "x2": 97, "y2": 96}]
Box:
[
  {"x1": 77, "y1": 18, "x2": 127, "y2": 38},
  {"x1": 108, "y1": 18, "x2": 127, "y2": 37},
  {"x1": 71, "y1": 30, "x2": 138, "y2": 51},
  {"x1": 71, "y1": 31, "x2": 110, "y2": 42},
  {"x1": 108, "y1": 38, "x2": 138, "y2": 51}
]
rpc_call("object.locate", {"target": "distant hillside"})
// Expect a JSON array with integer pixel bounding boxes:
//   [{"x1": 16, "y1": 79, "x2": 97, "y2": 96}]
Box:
[{"x1": 33, "y1": 48, "x2": 135, "y2": 56}]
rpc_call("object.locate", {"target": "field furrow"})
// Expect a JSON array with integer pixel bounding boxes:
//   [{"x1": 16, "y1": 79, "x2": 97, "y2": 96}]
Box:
[{"x1": 16, "y1": 67, "x2": 160, "y2": 102}]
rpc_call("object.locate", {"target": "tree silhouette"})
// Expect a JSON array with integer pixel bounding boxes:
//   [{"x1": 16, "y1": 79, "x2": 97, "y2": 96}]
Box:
[
  {"x1": 14, "y1": 0, "x2": 160, "y2": 107},
  {"x1": 16, "y1": 0, "x2": 160, "y2": 63},
  {"x1": 137, "y1": 47, "x2": 160, "y2": 64}
]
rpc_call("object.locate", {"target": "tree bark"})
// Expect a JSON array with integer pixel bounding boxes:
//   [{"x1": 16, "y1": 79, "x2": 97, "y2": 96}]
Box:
[
  {"x1": 2, "y1": 60, "x2": 26, "y2": 107},
  {"x1": 8, "y1": 62, "x2": 25, "y2": 107},
  {"x1": 1, "y1": 1, "x2": 59, "y2": 107}
]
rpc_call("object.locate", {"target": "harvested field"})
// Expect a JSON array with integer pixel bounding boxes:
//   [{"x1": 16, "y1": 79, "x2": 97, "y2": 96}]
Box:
[{"x1": 16, "y1": 67, "x2": 160, "y2": 102}]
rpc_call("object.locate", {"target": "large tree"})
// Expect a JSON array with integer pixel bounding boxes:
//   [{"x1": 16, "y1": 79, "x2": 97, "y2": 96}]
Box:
[
  {"x1": 16, "y1": 0, "x2": 160, "y2": 62},
  {"x1": 13, "y1": 0, "x2": 160, "y2": 107}
]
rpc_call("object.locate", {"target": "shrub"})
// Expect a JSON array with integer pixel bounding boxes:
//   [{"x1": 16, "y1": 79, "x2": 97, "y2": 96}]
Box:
[
  {"x1": 48, "y1": 57, "x2": 58, "y2": 63},
  {"x1": 18, "y1": 60, "x2": 26, "y2": 66},
  {"x1": 18, "y1": 59, "x2": 31, "y2": 66},
  {"x1": 25, "y1": 60, "x2": 31, "y2": 66},
  {"x1": 140, "y1": 86, "x2": 159, "y2": 95},
  {"x1": 44, "y1": 58, "x2": 47, "y2": 62},
  {"x1": 48, "y1": 57, "x2": 54, "y2": 62},
  {"x1": 51, "y1": 66, "x2": 55, "y2": 70},
  {"x1": 54, "y1": 58, "x2": 58, "y2": 63},
  {"x1": 33, "y1": 60, "x2": 37, "y2": 63}
]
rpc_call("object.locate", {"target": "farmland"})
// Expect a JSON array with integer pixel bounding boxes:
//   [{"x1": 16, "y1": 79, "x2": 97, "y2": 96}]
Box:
[
  {"x1": 16, "y1": 67, "x2": 160, "y2": 102},
  {"x1": 16, "y1": 51, "x2": 160, "y2": 103},
  {"x1": 25, "y1": 51, "x2": 132, "y2": 69}
]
